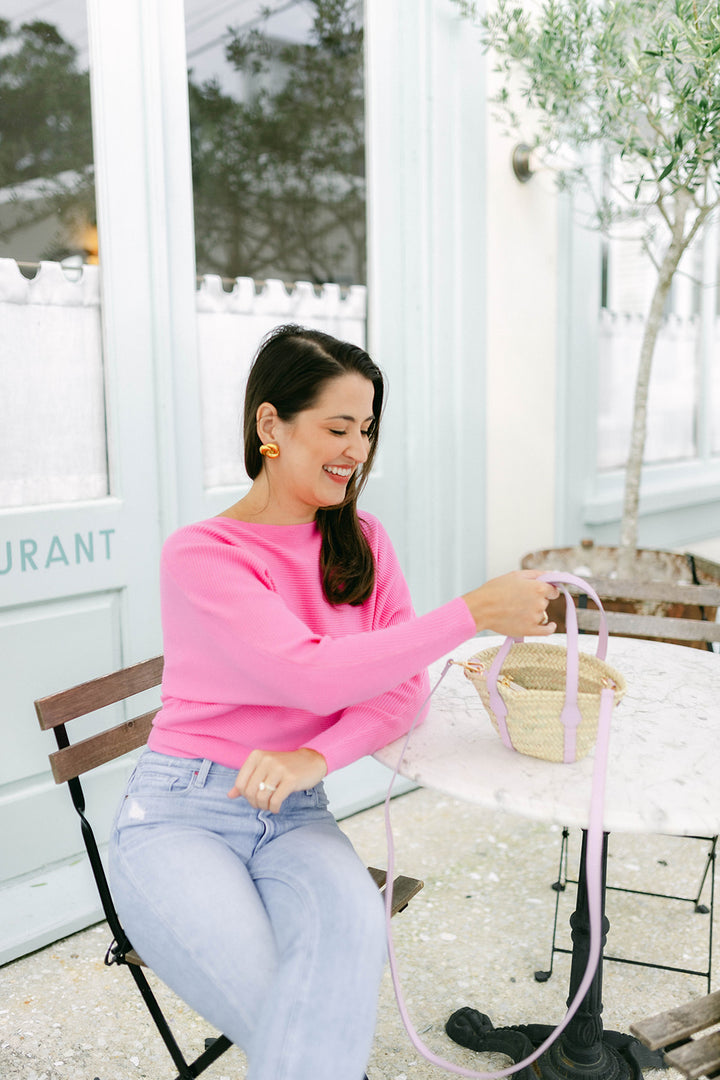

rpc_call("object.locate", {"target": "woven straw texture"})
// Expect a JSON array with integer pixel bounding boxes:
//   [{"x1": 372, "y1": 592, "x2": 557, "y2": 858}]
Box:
[{"x1": 463, "y1": 642, "x2": 626, "y2": 762}]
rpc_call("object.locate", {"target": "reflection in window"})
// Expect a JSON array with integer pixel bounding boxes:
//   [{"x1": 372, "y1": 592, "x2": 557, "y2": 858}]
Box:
[
  {"x1": 0, "y1": 7, "x2": 106, "y2": 508},
  {"x1": 0, "y1": 13, "x2": 97, "y2": 268},
  {"x1": 597, "y1": 221, "x2": 720, "y2": 471},
  {"x1": 186, "y1": 0, "x2": 366, "y2": 285}
]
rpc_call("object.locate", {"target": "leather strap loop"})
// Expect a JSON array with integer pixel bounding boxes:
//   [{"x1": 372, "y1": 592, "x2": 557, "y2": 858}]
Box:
[{"x1": 485, "y1": 574, "x2": 608, "y2": 763}]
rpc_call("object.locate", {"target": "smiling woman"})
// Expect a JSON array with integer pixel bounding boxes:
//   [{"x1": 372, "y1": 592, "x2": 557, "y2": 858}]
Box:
[
  {"x1": 108, "y1": 323, "x2": 559, "y2": 1080},
  {"x1": 234, "y1": 324, "x2": 385, "y2": 605}
]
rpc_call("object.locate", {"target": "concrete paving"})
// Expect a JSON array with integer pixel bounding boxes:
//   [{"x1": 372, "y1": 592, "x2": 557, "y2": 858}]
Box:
[{"x1": 1, "y1": 787, "x2": 714, "y2": 1080}]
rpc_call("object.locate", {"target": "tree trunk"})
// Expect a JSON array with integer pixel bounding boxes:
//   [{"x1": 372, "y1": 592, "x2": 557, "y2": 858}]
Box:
[{"x1": 616, "y1": 191, "x2": 696, "y2": 576}]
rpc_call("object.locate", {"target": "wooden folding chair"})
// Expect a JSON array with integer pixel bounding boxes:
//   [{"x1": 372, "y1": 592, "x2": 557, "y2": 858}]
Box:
[{"x1": 35, "y1": 656, "x2": 423, "y2": 1080}]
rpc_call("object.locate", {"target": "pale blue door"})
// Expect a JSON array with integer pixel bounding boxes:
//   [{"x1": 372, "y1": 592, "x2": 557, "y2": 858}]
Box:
[{"x1": 0, "y1": 3, "x2": 164, "y2": 964}]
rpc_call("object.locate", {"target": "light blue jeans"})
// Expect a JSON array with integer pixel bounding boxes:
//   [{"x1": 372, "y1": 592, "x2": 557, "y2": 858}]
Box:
[{"x1": 108, "y1": 750, "x2": 386, "y2": 1080}]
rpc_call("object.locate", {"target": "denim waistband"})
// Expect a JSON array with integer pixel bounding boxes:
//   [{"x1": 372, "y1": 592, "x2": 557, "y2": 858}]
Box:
[
  {"x1": 138, "y1": 749, "x2": 231, "y2": 786},
  {"x1": 135, "y1": 748, "x2": 327, "y2": 803}
]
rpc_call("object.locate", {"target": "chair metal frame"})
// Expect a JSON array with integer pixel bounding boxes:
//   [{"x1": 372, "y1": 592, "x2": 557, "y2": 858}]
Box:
[
  {"x1": 535, "y1": 827, "x2": 716, "y2": 991},
  {"x1": 35, "y1": 656, "x2": 423, "y2": 1080}
]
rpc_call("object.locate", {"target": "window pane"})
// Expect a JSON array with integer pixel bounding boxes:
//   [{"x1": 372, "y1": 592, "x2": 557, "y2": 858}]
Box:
[
  {"x1": 597, "y1": 314, "x2": 698, "y2": 470},
  {"x1": 0, "y1": 10, "x2": 96, "y2": 267},
  {"x1": 186, "y1": 0, "x2": 368, "y2": 490},
  {"x1": 598, "y1": 230, "x2": 699, "y2": 471},
  {"x1": 0, "y1": 6, "x2": 107, "y2": 507},
  {"x1": 186, "y1": 0, "x2": 366, "y2": 286}
]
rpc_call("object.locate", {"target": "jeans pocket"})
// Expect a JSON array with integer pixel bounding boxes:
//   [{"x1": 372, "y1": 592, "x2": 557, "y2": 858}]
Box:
[{"x1": 128, "y1": 764, "x2": 198, "y2": 796}]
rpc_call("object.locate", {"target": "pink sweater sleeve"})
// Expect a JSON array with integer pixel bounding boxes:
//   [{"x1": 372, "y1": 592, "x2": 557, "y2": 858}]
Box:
[
  {"x1": 160, "y1": 525, "x2": 476, "y2": 721},
  {"x1": 302, "y1": 522, "x2": 434, "y2": 771}
]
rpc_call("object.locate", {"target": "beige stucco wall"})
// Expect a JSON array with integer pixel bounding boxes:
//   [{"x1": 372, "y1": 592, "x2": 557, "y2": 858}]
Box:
[{"x1": 484, "y1": 100, "x2": 560, "y2": 578}]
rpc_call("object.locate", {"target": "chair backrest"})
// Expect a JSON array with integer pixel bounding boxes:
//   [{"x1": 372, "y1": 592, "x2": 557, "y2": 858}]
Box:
[
  {"x1": 574, "y1": 578, "x2": 720, "y2": 646},
  {"x1": 34, "y1": 655, "x2": 165, "y2": 941},
  {"x1": 35, "y1": 655, "x2": 164, "y2": 783}
]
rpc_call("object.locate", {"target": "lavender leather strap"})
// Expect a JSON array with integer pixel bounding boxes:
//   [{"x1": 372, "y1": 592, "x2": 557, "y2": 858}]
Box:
[
  {"x1": 486, "y1": 573, "x2": 609, "y2": 763},
  {"x1": 382, "y1": 664, "x2": 615, "y2": 1078},
  {"x1": 538, "y1": 572, "x2": 609, "y2": 661}
]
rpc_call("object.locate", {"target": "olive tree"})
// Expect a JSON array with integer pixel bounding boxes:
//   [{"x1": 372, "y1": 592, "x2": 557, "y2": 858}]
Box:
[{"x1": 453, "y1": 0, "x2": 720, "y2": 571}]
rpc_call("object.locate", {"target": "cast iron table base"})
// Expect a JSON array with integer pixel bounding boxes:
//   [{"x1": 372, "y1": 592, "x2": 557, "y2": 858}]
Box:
[{"x1": 445, "y1": 832, "x2": 665, "y2": 1080}]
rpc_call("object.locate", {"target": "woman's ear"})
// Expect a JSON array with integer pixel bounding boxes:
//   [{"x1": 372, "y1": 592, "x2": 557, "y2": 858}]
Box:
[{"x1": 256, "y1": 402, "x2": 279, "y2": 446}]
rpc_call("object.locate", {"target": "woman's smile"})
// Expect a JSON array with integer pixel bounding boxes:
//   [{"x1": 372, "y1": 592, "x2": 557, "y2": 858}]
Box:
[{"x1": 323, "y1": 464, "x2": 354, "y2": 483}]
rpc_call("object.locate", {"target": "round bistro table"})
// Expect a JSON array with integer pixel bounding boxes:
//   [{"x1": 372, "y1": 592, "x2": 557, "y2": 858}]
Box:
[{"x1": 374, "y1": 634, "x2": 720, "y2": 1080}]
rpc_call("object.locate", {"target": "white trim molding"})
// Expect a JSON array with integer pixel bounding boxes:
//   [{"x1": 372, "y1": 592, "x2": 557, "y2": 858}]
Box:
[{"x1": 365, "y1": 0, "x2": 488, "y2": 610}]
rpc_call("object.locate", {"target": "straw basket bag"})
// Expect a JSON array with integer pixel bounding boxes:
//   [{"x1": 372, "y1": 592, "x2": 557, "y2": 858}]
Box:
[{"x1": 463, "y1": 572, "x2": 626, "y2": 763}]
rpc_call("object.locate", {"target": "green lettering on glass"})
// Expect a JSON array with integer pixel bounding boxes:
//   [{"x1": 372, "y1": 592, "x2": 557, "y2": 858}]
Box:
[
  {"x1": 99, "y1": 528, "x2": 115, "y2": 559},
  {"x1": 75, "y1": 532, "x2": 94, "y2": 564},
  {"x1": 45, "y1": 535, "x2": 70, "y2": 568},
  {"x1": 0, "y1": 541, "x2": 11, "y2": 575},
  {"x1": 20, "y1": 539, "x2": 38, "y2": 571}
]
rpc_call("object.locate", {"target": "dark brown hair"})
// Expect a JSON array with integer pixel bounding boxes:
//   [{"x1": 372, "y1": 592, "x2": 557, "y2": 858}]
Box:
[{"x1": 244, "y1": 324, "x2": 384, "y2": 605}]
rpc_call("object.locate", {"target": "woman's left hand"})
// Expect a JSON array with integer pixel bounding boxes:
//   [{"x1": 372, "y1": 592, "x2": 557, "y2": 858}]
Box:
[{"x1": 228, "y1": 747, "x2": 328, "y2": 813}]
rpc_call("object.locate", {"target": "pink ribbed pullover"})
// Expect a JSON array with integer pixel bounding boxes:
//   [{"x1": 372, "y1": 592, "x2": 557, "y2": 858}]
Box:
[{"x1": 148, "y1": 512, "x2": 476, "y2": 773}]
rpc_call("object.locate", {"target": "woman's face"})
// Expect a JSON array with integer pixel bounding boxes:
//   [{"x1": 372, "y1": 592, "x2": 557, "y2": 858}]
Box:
[{"x1": 259, "y1": 373, "x2": 376, "y2": 522}]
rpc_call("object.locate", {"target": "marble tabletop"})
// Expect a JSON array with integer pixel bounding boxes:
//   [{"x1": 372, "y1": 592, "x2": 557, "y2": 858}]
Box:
[{"x1": 375, "y1": 634, "x2": 719, "y2": 836}]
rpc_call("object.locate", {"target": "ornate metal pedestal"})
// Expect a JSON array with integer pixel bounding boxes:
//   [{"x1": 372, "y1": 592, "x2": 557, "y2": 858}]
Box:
[{"x1": 445, "y1": 832, "x2": 665, "y2": 1080}]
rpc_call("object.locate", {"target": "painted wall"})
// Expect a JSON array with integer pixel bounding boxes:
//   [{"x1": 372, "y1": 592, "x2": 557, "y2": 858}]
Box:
[{"x1": 483, "y1": 81, "x2": 559, "y2": 578}]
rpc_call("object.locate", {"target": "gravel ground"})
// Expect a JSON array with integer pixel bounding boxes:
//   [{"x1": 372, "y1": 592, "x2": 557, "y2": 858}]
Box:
[{"x1": 1, "y1": 787, "x2": 714, "y2": 1080}]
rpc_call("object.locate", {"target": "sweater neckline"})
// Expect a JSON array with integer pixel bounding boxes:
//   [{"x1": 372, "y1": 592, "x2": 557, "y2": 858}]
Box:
[{"x1": 213, "y1": 514, "x2": 320, "y2": 536}]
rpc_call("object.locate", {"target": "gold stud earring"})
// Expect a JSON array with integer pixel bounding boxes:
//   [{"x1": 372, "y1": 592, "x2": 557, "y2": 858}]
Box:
[{"x1": 259, "y1": 442, "x2": 280, "y2": 459}]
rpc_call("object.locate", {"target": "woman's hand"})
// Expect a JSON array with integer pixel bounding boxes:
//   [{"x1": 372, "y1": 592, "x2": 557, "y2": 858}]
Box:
[
  {"x1": 228, "y1": 747, "x2": 328, "y2": 813},
  {"x1": 462, "y1": 570, "x2": 560, "y2": 637}
]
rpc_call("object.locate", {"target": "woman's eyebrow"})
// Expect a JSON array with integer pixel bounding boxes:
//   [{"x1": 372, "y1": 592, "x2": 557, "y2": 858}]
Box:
[{"x1": 326, "y1": 413, "x2": 375, "y2": 423}]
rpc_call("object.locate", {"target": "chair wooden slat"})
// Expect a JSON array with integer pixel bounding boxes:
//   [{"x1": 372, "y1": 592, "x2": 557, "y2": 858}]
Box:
[
  {"x1": 632, "y1": 991, "x2": 720, "y2": 1078},
  {"x1": 35, "y1": 656, "x2": 164, "y2": 730},
  {"x1": 388, "y1": 874, "x2": 424, "y2": 915},
  {"x1": 630, "y1": 991, "x2": 720, "y2": 1051},
  {"x1": 581, "y1": 578, "x2": 720, "y2": 608},
  {"x1": 49, "y1": 710, "x2": 157, "y2": 783},
  {"x1": 665, "y1": 1032, "x2": 720, "y2": 1079},
  {"x1": 367, "y1": 866, "x2": 424, "y2": 915},
  {"x1": 576, "y1": 608, "x2": 720, "y2": 642}
]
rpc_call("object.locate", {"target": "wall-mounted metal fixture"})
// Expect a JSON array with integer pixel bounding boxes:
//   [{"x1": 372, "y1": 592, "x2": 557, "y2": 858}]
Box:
[{"x1": 512, "y1": 143, "x2": 535, "y2": 183}]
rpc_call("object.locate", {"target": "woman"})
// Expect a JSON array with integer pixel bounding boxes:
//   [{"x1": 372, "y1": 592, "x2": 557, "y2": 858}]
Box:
[{"x1": 109, "y1": 324, "x2": 558, "y2": 1080}]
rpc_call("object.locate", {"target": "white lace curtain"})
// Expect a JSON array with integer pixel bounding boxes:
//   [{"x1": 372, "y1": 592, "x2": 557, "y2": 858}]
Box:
[
  {"x1": 0, "y1": 261, "x2": 367, "y2": 507},
  {"x1": 0, "y1": 259, "x2": 107, "y2": 508},
  {"x1": 196, "y1": 277, "x2": 367, "y2": 488}
]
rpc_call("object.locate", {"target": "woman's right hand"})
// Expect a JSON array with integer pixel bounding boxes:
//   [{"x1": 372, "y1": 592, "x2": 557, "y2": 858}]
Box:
[{"x1": 462, "y1": 570, "x2": 560, "y2": 637}]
